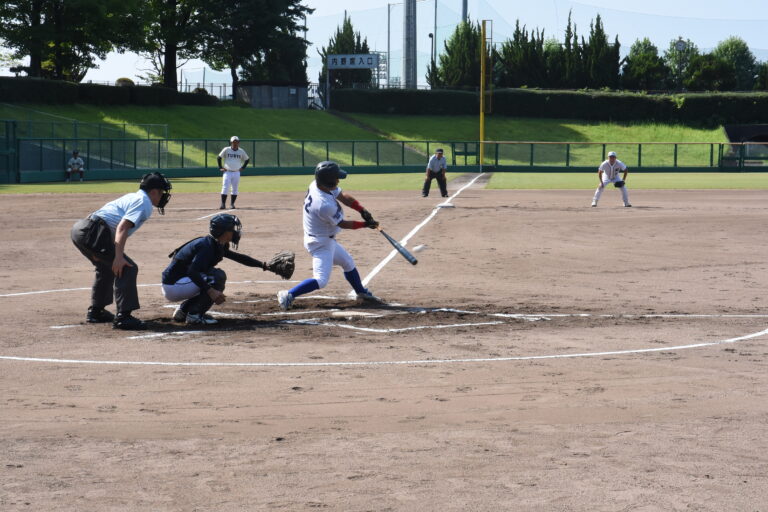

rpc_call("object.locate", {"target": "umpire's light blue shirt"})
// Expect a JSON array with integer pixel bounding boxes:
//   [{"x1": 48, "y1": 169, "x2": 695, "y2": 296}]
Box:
[
  {"x1": 92, "y1": 189, "x2": 154, "y2": 237},
  {"x1": 427, "y1": 154, "x2": 447, "y2": 173}
]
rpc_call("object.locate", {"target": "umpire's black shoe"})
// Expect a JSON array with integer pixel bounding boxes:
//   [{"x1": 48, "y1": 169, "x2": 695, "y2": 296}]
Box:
[
  {"x1": 87, "y1": 306, "x2": 114, "y2": 324},
  {"x1": 112, "y1": 313, "x2": 147, "y2": 330}
]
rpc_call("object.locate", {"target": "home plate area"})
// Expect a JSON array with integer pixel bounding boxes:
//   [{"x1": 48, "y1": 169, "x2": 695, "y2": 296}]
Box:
[{"x1": 139, "y1": 295, "x2": 768, "y2": 362}]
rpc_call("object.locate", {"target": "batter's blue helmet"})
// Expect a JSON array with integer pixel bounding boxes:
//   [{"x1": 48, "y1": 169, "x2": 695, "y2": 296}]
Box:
[{"x1": 314, "y1": 161, "x2": 347, "y2": 188}]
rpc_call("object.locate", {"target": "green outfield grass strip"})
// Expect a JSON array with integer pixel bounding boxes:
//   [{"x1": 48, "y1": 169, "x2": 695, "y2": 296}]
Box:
[
  {"x1": 3, "y1": 172, "x2": 768, "y2": 194},
  {"x1": 486, "y1": 172, "x2": 768, "y2": 189}
]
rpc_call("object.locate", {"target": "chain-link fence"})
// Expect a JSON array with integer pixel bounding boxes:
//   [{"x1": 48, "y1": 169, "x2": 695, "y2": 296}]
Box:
[{"x1": 15, "y1": 138, "x2": 768, "y2": 174}]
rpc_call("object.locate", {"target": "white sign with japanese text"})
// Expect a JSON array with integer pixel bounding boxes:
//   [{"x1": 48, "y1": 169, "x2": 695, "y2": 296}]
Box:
[{"x1": 327, "y1": 54, "x2": 379, "y2": 70}]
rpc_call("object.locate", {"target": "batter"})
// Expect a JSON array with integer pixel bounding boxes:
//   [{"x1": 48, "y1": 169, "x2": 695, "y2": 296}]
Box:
[{"x1": 277, "y1": 161, "x2": 380, "y2": 310}]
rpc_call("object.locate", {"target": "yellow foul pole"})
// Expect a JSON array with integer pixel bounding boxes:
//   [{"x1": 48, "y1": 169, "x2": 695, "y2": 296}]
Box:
[{"x1": 479, "y1": 20, "x2": 487, "y2": 171}]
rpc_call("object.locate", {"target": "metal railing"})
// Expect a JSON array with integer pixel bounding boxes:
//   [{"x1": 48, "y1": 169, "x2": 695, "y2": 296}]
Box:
[{"x1": 14, "y1": 138, "x2": 768, "y2": 175}]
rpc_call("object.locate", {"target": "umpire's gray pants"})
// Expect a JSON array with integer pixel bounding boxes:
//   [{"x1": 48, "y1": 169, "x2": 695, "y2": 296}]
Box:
[{"x1": 71, "y1": 217, "x2": 140, "y2": 314}]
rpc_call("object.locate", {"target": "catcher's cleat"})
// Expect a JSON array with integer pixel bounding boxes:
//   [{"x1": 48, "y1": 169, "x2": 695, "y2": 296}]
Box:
[
  {"x1": 112, "y1": 313, "x2": 146, "y2": 330},
  {"x1": 356, "y1": 289, "x2": 382, "y2": 303},
  {"x1": 185, "y1": 313, "x2": 218, "y2": 325},
  {"x1": 624, "y1": 204, "x2": 632, "y2": 207},
  {"x1": 277, "y1": 290, "x2": 294, "y2": 311},
  {"x1": 172, "y1": 307, "x2": 187, "y2": 323},
  {"x1": 87, "y1": 306, "x2": 114, "y2": 324}
]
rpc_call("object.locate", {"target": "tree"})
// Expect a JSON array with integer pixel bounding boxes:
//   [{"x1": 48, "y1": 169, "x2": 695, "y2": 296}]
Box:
[
  {"x1": 200, "y1": 0, "x2": 312, "y2": 90},
  {"x1": 134, "y1": 0, "x2": 213, "y2": 89},
  {"x1": 684, "y1": 53, "x2": 736, "y2": 91},
  {"x1": 712, "y1": 36, "x2": 756, "y2": 90},
  {"x1": 621, "y1": 38, "x2": 669, "y2": 90},
  {"x1": 754, "y1": 62, "x2": 768, "y2": 90},
  {"x1": 582, "y1": 14, "x2": 620, "y2": 88},
  {"x1": 318, "y1": 13, "x2": 373, "y2": 90},
  {"x1": 494, "y1": 21, "x2": 546, "y2": 88},
  {"x1": 663, "y1": 37, "x2": 699, "y2": 90},
  {"x1": 429, "y1": 20, "x2": 483, "y2": 88},
  {"x1": 0, "y1": 0, "x2": 143, "y2": 81}
]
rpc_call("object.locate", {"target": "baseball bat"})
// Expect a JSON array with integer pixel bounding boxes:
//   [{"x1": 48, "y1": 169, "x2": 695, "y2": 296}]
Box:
[{"x1": 377, "y1": 227, "x2": 418, "y2": 265}]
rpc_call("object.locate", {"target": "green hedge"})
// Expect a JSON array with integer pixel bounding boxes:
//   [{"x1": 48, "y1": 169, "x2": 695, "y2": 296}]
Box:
[
  {"x1": 0, "y1": 77, "x2": 78, "y2": 103},
  {"x1": 0, "y1": 77, "x2": 217, "y2": 107},
  {"x1": 77, "y1": 82, "x2": 131, "y2": 104},
  {"x1": 333, "y1": 88, "x2": 768, "y2": 125}
]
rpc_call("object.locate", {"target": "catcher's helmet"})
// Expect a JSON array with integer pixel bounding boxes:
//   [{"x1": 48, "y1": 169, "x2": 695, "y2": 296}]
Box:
[
  {"x1": 314, "y1": 161, "x2": 347, "y2": 188},
  {"x1": 210, "y1": 213, "x2": 242, "y2": 247},
  {"x1": 139, "y1": 172, "x2": 172, "y2": 214}
]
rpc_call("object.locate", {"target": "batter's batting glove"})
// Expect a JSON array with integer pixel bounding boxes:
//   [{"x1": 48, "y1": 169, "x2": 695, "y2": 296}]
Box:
[{"x1": 361, "y1": 209, "x2": 378, "y2": 229}]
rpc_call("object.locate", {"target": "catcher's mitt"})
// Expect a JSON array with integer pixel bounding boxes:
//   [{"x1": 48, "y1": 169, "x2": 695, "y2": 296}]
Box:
[
  {"x1": 614, "y1": 180, "x2": 625, "y2": 188},
  {"x1": 266, "y1": 251, "x2": 295, "y2": 280}
]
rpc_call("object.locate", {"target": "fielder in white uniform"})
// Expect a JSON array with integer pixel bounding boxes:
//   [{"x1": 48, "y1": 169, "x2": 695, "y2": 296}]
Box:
[
  {"x1": 277, "y1": 161, "x2": 380, "y2": 311},
  {"x1": 217, "y1": 135, "x2": 249, "y2": 209},
  {"x1": 592, "y1": 151, "x2": 631, "y2": 207}
]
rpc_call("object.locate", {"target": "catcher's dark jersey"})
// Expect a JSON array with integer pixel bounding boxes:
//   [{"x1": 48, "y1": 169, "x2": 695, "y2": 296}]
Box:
[{"x1": 162, "y1": 235, "x2": 262, "y2": 291}]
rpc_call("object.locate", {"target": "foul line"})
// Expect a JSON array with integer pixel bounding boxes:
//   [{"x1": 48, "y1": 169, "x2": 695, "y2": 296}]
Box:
[
  {"x1": 1, "y1": 327, "x2": 766, "y2": 367},
  {"x1": 196, "y1": 209, "x2": 235, "y2": 220},
  {"x1": 361, "y1": 173, "x2": 486, "y2": 287},
  {"x1": 0, "y1": 279, "x2": 298, "y2": 298}
]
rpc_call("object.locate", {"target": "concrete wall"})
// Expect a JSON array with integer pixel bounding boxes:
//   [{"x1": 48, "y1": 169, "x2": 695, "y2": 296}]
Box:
[{"x1": 237, "y1": 85, "x2": 308, "y2": 109}]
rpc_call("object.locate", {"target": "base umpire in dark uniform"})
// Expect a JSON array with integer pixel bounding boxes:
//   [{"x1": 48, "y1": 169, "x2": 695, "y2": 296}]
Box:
[{"x1": 423, "y1": 147, "x2": 449, "y2": 198}]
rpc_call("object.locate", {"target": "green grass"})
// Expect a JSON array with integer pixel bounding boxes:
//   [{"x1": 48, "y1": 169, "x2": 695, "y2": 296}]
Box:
[
  {"x1": 0, "y1": 173, "x2": 449, "y2": 194},
  {"x1": 348, "y1": 114, "x2": 727, "y2": 143},
  {"x1": 487, "y1": 172, "x2": 768, "y2": 189},
  {"x1": 3, "y1": 172, "x2": 768, "y2": 194},
  {"x1": 1, "y1": 103, "x2": 387, "y2": 140}
]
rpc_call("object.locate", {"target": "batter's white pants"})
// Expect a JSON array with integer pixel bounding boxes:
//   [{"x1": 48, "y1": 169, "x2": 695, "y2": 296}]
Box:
[
  {"x1": 593, "y1": 177, "x2": 629, "y2": 205},
  {"x1": 304, "y1": 235, "x2": 356, "y2": 289},
  {"x1": 221, "y1": 170, "x2": 241, "y2": 195}
]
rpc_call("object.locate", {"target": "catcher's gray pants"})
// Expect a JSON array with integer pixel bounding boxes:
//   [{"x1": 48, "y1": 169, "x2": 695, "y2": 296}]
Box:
[
  {"x1": 71, "y1": 217, "x2": 140, "y2": 314},
  {"x1": 593, "y1": 178, "x2": 629, "y2": 205},
  {"x1": 162, "y1": 269, "x2": 227, "y2": 316}
]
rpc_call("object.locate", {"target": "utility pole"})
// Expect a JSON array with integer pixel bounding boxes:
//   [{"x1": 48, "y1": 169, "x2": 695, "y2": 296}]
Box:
[
  {"x1": 462, "y1": 0, "x2": 467, "y2": 22},
  {"x1": 403, "y1": 0, "x2": 417, "y2": 89}
]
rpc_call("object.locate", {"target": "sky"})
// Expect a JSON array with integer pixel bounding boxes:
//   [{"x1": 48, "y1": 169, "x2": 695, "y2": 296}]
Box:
[{"x1": 3, "y1": 0, "x2": 768, "y2": 87}]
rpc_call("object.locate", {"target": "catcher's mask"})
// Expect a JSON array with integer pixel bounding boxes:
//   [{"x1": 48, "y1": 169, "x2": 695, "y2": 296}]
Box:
[
  {"x1": 314, "y1": 160, "x2": 347, "y2": 188},
  {"x1": 210, "y1": 213, "x2": 242, "y2": 248},
  {"x1": 139, "y1": 172, "x2": 172, "y2": 215}
]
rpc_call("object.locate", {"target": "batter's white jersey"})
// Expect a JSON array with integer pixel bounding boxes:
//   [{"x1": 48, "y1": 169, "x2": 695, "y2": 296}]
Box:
[
  {"x1": 302, "y1": 181, "x2": 343, "y2": 238},
  {"x1": 218, "y1": 146, "x2": 249, "y2": 171},
  {"x1": 598, "y1": 159, "x2": 627, "y2": 181}
]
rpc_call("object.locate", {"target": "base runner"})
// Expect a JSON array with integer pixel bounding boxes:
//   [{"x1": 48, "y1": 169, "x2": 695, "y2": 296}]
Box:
[{"x1": 277, "y1": 161, "x2": 380, "y2": 311}]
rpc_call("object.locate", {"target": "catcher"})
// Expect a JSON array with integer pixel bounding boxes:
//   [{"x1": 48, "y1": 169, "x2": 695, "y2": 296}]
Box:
[{"x1": 161, "y1": 213, "x2": 294, "y2": 325}]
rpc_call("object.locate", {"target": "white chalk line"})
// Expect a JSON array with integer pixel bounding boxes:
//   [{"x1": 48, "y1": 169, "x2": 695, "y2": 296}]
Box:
[
  {"x1": 196, "y1": 209, "x2": 235, "y2": 220},
  {"x1": 2, "y1": 327, "x2": 767, "y2": 367},
  {"x1": 361, "y1": 173, "x2": 486, "y2": 288},
  {"x1": 284, "y1": 319, "x2": 505, "y2": 333},
  {"x1": 0, "y1": 279, "x2": 298, "y2": 298}
]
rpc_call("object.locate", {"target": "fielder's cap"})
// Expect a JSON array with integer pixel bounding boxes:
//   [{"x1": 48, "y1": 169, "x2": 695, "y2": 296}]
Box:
[
  {"x1": 436, "y1": 148, "x2": 444, "y2": 153},
  {"x1": 72, "y1": 149, "x2": 79, "y2": 154},
  {"x1": 608, "y1": 151, "x2": 617, "y2": 157},
  {"x1": 230, "y1": 136, "x2": 239, "y2": 142}
]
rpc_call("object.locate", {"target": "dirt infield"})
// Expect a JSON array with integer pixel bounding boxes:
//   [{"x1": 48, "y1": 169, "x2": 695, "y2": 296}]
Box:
[{"x1": 1, "y1": 181, "x2": 768, "y2": 511}]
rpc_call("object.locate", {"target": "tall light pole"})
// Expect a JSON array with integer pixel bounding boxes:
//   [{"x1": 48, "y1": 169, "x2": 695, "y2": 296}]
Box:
[
  {"x1": 462, "y1": 0, "x2": 467, "y2": 22},
  {"x1": 433, "y1": 0, "x2": 437, "y2": 63},
  {"x1": 675, "y1": 37, "x2": 687, "y2": 91},
  {"x1": 387, "y1": 3, "x2": 393, "y2": 87},
  {"x1": 403, "y1": 0, "x2": 417, "y2": 89}
]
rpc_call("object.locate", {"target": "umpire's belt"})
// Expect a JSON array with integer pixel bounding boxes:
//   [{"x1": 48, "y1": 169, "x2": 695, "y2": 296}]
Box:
[{"x1": 86, "y1": 214, "x2": 107, "y2": 225}]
